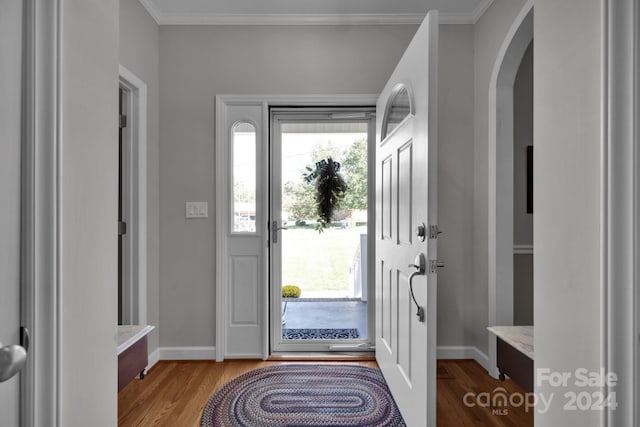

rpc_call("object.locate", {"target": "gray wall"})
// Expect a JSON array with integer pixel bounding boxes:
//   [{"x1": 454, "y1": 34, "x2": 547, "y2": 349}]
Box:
[
  {"x1": 513, "y1": 254, "x2": 533, "y2": 325},
  {"x1": 513, "y1": 42, "x2": 533, "y2": 326},
  {"x1": 158, "y1": 24, "x2": 416, "y2": 347},
  {"x1": 535, "y1": 0, "x2": 606, "y2": 423},
  {"x1": 472, "y1": 0, "x2": 529, "y2": 355},
  {"x1": 513, "y1": 41, "x2": 533, "y2": 246},
  {"x1": 436, "y1": 25, "x2": 476, "y2": 346},
  {"x1": 119, "y1": 0, "x2": 161, "y2": 355},
  {"x1": 59, "y1": 0, "x2": 119, "y2": 424},
  {"x1": 157, "y1": 24, "x2": 476, "y2": 349}
]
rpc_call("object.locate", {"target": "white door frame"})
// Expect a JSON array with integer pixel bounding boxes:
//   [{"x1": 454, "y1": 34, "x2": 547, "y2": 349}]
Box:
[
  {"x1": 486, "y1": 1, "x2": 533, "y2": 378},
  {"x1": 606, "y1": 0, "x2": 639, "y2": 425},
  {"x1": 268, "y1": 107, "x2": 376, "y2": 353},
  {"x1": 118, "y1": 65, "x2": 149, "y2": 326},
  {"x1": 215, "y1": 94, "x2": 377, "y2": 361},
  {"x1": 21, "y1": 0, "x2": 60, "y2": 425},
  {"x1": 635, "y1": 1, "x2": 640, "y2": 421}
]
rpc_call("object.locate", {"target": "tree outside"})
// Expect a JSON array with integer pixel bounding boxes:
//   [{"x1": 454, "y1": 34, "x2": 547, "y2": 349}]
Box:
[
  {"x1": 283, "y1": 137, "x2": 367, "y2": 223},
  {"x1": 280, "y1": 130, "x2": 369, "y2": 297}
]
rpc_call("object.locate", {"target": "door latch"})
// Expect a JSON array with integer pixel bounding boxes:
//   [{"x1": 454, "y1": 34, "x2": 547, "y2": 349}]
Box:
[
  {"x1": 272, "y1": 221, "x2": 288, "y2": 244},
  {"x1": 429, "y1": 260, "x2": 445, "y2": 274},
  {"x1": 428, "y1": 224, "x2": 442, "y2": 239}
]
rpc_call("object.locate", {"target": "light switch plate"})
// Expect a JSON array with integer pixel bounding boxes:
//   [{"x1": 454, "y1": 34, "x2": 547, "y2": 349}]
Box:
[{"x1": 185, "y1": 201, "x2": 208, "y2": 218}]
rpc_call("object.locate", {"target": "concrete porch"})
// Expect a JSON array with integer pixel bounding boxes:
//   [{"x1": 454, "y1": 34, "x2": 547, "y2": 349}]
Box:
[{"x1": 281, "y1": 298, "x2": 369, "y2": 340}]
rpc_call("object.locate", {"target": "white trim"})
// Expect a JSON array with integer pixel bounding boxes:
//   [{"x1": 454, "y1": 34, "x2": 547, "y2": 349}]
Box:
[
  {"x1": 513, "y1": 245, "x2": 533, "y2": 255},
  {"x1": 437, "y1": 346, "x2": 490, "y2": 371},
  {"x1": 217, "y1": 94, "x2": 378, "y2": 106},
  {"x1": 215, "y1": 95, "x2": 378, "y2": 362},
  {"x1": 137, "y1": 0, "x2": 163, "y2": 24},
  {"x1": 471, "y1": 0, "x2": 496, "y2": 24},
  {"x1": 118, "y1": 65, "x2": 148, "y2": 326},
  {"x1": 606, "y1": 1, "x2": 637, "y2": 425},
  {"x1": 486, "y1": 1, "x2": 533, "y2": 379},
  {"x1": 214, "y1": 97, "x2": 229, "y2": 362},
  {"x1": 636, "y1": 0, "x2": 640, "y2": 421},
  {"x1": 147, "y1": 348, "x2": 160, "y2": 371},
  {"x1": 601, "y1": 3, "x2": 610, "y2": 427},
  {"x1": 156, "y1": 13, "x2": 425, "y2": 26},
  {"x1": 136, "y1": 10, "x2": 485, "y2": 26},
  {"x1": 268, "y1": 108, "x2": 376, "y2": 354},
  {"x1": 21, "y1": 1, "x2": 61, "y2": 426},
  {"x1": 261, "y1": 102, "x2": 270, "y2": 361},
  {"x1": 159, "y1": 346, "x2": 217, "y2": 360}
]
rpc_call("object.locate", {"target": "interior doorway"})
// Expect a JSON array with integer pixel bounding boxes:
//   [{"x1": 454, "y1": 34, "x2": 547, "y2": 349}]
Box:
[
  {"x1": 512, "y1": 41, "x2": 534, "y2": 326},
  {"x1": 118, "y1": 87, "x2": 130, "y2": 325},
  {"x1": 118, "y1": 66, "x2": 148, "y2": 327},
  {"x1": 269, "y1": 108, "x2": 375, "y2": 352}
]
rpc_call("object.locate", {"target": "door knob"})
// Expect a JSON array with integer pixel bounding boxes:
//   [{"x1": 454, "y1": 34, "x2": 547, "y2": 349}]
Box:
[
  {"x1": 408, "y1": 252, "x2": 426, "y2": 273},
  {"x1": 408, "y1": 252, "x2": 426, "y2": 322},
  {"x1": 0, "y1": 342, "x2": 27, "y2": 383}
]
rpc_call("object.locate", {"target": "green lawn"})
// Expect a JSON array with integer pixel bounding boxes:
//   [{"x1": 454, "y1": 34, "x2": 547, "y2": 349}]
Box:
[{"x1": 282, "y1": 225, "x2": 367, "y2": 296}]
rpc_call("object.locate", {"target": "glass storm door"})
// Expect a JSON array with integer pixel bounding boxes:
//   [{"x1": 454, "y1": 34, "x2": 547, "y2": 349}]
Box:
[{"x1": 270, "y1": 109, "x2": 375, "y2": 352}]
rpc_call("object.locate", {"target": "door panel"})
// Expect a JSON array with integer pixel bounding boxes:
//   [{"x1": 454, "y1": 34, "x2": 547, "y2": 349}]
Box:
[
  {"x1": 375, "y1": 10, "x2": 439, "y2": 427},
  {"x1": 222, "y1": 104, "x2": 266, "y2": 358},
  {"x1": 0, "y1": 0, "x2": 24, "y2": 424}
]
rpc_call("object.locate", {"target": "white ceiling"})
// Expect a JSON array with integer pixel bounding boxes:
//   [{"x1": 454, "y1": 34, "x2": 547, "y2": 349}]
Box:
[{"x1": 139, "y1": 0, "x2": 495, "y2": 25}]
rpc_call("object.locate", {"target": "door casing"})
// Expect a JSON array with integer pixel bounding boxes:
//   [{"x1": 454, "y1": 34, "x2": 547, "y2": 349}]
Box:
[
  {"x1": 215, "y1": 95, "x2": 377, "y2": 361},
  {"x1": 268, "y1": 107, "x2": 376, "y2": 353},
  {"x1": 20, "y1": 1, "x2": 61, "y2": 425},
  {"x1": 118, "y1": 65, "x2": 149, "y2": 326}
]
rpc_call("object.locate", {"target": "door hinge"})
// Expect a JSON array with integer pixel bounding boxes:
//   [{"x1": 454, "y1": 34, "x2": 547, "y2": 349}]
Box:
[
  {"x1": 119, "y1": 115, "x2": 127, "y2": 129},
  {"x1": 118, "y1": 221, "x2": 127, "y2": 236},
  {"x1": 429, "y1": 225, "x2": 442, "y2": 239}
]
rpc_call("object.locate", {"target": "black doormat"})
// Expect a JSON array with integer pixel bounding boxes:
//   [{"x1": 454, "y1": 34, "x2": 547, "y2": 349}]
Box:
[{"x1": 282, "y1": 328, "x2": 360, "y2": 340}]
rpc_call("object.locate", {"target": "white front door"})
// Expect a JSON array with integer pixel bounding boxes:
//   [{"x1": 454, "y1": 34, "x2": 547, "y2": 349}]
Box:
[
  {"x1": 0, "y1": 0, "x2": 27, "y2": 424},
  {"x1": 375, "y1": 10, "x2": 439, "y2": 427}
]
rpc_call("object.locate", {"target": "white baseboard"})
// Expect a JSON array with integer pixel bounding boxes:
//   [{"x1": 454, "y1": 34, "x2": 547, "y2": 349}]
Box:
[
  {"x1": 149, "y1": 345, "x2": 490, "y2": 370},
  {"x1": 147, "y1": 347, "x2": 160, "y2": 370},
  {"x1": 159, "y1": 346, "x2": 217, "y2": 360},
  {"x1": 437, "y1": 345, "x2": 490, "y2": 372}
]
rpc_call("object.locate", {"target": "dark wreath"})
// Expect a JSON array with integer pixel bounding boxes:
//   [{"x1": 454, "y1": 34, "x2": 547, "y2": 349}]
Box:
[{"x1": 303, "y1": 157, "x2": 348, "y2": 232}]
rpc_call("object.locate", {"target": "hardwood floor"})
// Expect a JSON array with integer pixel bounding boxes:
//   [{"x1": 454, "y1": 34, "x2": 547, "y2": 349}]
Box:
[
  {"x1": 437, "y1": 360, "x2": 533, "y2": 427},
  {"x1": 118, "y1": 359, "x2": 533, "y2": 427}
]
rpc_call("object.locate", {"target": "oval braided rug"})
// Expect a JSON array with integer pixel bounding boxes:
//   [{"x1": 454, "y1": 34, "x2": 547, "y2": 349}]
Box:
[{"x1": 201, "y1": 364, "x2": 406, "y2": 426}]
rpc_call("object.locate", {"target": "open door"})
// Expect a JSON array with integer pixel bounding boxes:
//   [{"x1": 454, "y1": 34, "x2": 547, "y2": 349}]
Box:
[
  {"x1": 0, "y1": 1, "x2": 28, "y2": 424},
  {"x1": 375, "y1": 10, "x2": 439, "y2": 427}
]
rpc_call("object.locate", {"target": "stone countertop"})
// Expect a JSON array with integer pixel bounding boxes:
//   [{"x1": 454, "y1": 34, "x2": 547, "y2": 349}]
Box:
[
  {"x1": 487, "y1": 325, "x2": 533, "y2": 359},
  {"x1": 117, "y1": 324, "x2": 155, "y2": 355}
]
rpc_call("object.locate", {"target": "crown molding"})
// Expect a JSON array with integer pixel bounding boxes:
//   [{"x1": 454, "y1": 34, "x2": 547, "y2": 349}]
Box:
[
  {"x1": 138, "y1": 0, "x2": 163, "y2": 24},
  {"x1": 471, "y1": 0, "x2": 496, "y2": 23},
  {"x1": 138, "y1": 0, "x2": 495, "y2": 26},
  {"x1": 153, "y1": 13, "x2": 425, "y2": 26}
]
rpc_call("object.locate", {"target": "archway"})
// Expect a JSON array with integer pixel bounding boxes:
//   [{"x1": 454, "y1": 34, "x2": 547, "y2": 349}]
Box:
[{"x1": 487, "y1": 1, "x2": 533, "y2": 377}]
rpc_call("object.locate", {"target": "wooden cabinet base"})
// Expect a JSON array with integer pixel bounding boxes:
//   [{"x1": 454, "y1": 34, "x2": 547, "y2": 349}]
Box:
[
  {"x1": 497, "y1": 337, "x2": 533, "y2": 392},
  {"x1": 118, "y1": 335, "x2": 148, "y2": 391}
]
